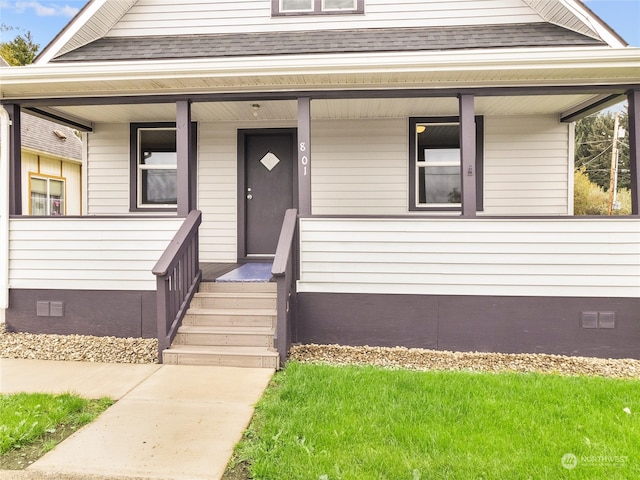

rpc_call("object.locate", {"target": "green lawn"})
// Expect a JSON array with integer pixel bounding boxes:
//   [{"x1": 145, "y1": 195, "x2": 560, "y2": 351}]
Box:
[
  {"x1": 231, "y1": 362, "x2": 640, "y2": 480},
  {"x1": 0, "y1": 393, "x2": 112, "y2": 454}
]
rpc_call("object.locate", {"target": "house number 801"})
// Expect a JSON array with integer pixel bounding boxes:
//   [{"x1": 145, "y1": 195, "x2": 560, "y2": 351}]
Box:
[{"x1": 299, "y1": 142, "x2": 308, "y2": 176}]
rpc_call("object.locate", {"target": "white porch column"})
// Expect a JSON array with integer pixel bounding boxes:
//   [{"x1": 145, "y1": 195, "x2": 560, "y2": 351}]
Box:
[{"x1": 0, "y1": 106, "x2": 11, "y2": 310}]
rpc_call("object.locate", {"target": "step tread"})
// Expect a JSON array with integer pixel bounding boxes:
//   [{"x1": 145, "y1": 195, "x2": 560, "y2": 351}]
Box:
[
  {"x1": 199, "y1": 282, "x2": 277, "y2": 293},
  {"x1": 194, "y1": 292, "x2": 276, "y2": 298},
  {"x1": 166, "y1": 345, "x2": 278, "y2": 356},
  {"x1": 177, "y1": 325, "x2": 274, "y2": 335},
  {"x1": 186, "y1": 307, "x2": 277, "y2": 316}
]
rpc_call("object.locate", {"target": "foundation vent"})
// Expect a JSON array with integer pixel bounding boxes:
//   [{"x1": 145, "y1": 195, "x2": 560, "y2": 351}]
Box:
[{"x1": 581, "y1": 311, "x2": 615, "y2": 329}]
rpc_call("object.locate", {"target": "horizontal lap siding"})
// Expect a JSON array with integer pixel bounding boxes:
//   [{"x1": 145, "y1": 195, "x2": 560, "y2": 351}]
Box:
[
  {"x1": 312, "y1": 119, "x2": 407, "y2": 215},
  {"x1": 9, "y1": 218, "x2": 183, "y2": 290},
  {"x1": 87, "y1": 123, "x2": 130, "y2": 215},
  {"x1": 483, "y1": 115, "x2": 570, "y2": 215},
  {"x1": 198, "y1": 123, "x2": 237, "y2": 262},
  {"x1": 298, "y1": 218, "x2": 640, "y2": 297},
  {"x1": 107, "y1": 0, "x2": 542, "y2": 36}
]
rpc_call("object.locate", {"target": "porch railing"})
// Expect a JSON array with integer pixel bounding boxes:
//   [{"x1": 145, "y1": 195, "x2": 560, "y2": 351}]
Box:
[
  {"x1": 152, "y1": 210, "x2": 202, "y2": 361},
  {"x1": 271, "y1": 208, "x2": 298, "y2": 367}
]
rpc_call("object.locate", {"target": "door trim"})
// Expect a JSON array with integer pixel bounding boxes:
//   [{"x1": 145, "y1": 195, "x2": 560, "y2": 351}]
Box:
[{"x1": 237, "y1": 128, "x2": 298, "y2": 261}]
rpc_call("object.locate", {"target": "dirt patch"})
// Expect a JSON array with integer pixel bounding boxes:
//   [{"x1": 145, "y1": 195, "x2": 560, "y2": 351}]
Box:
[{"x1": 0, "y1": 423, "x2": 81, "y2": 470}]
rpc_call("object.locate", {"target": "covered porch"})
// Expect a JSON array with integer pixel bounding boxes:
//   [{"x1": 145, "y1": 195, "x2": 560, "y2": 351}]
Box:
[{"x1": 1, "y1": 56, "x2": 639, "y2": 362}]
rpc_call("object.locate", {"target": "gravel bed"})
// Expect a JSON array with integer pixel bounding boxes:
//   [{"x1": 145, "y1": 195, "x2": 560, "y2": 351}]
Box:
[
  {"x1": 290, "y1": 343, "x2": 640, "y2": 379},
  {"x1": 0, "y1": 324, "x2": 158, "y2": 364},
  {"x1": 2, "y1": 321, "x2": 639, "y2": 377}
]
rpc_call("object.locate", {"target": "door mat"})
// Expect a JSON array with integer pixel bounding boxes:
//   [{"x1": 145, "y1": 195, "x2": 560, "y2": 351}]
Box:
[{"x1": 215, "y1": 263, "x2": 273, "y2": 282}]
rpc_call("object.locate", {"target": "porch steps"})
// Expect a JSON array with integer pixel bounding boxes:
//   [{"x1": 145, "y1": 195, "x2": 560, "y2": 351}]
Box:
[{"x1": 163, "y1": 282, "x2": 279, "y2": 369}]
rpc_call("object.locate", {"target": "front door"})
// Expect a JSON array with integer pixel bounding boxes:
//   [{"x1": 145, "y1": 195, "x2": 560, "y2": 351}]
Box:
[{"x1": 240, "y1": 129, "x2": 296, "y2": 258}]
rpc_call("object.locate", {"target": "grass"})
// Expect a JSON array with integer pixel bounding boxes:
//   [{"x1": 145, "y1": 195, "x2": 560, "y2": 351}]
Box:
[
  {"x1": 228, "y1": 362, "x2": 640, "y2": 480},
  {"x1": 0, "y1": 393, "x2": 113, "y2": 469}
]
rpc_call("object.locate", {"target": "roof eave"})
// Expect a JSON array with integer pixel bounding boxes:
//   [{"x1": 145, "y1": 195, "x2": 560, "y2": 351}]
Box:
[{"x1": 4, "y1": 46, "x2": 639, "y2": 100}]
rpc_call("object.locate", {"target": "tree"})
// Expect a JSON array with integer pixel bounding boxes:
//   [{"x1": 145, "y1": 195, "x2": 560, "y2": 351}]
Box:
[
  {"x1": 574, "y1": 107, "x2": 629, "y2": 191},
  {"x1": 0, "y1": 25, "x2": 39, "y2": 66},
  {"x1": 574, "y1": 167, "x2": 631, "y2": 216}
]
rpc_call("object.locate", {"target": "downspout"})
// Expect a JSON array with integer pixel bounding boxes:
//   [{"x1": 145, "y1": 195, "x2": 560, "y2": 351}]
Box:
[{"x1": 0, "y1": 106, "x2": 10, "y2": 311}]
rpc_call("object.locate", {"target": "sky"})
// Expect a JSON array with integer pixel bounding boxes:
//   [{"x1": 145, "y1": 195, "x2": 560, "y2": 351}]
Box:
[{"x1": 0, "y1": 0, "x2": 639, "y2": 51}]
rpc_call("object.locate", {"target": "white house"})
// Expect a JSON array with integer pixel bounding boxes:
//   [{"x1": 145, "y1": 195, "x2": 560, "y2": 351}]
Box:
[{"x1": 1, "y1": 0, "x2": 638, "y2": 366}]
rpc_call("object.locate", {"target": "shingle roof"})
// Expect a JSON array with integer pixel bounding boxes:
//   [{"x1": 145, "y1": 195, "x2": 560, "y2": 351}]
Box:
[
  {"x1": 21, "y1": 114, "x2": 83, "y2": 162},
  {"x1": 52, "y1": 23, "x2": 604, "y2": 62}
]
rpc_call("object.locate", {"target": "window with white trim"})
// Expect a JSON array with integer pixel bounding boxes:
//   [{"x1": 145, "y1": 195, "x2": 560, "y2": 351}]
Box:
[
  {"x1": 273, "y1": 0, "x2": 363, "y2": 15},
  {"x1": 29, "y1": 174, "x2": 65, "y2": 216},
  {"x1": 409, "y1": 116, "x2": 484, "y2": 211}
]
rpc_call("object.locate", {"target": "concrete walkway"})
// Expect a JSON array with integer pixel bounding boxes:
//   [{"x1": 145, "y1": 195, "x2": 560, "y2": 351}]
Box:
[{"x1": 0, "y1": 359, "x2": 274, "y2": 480}]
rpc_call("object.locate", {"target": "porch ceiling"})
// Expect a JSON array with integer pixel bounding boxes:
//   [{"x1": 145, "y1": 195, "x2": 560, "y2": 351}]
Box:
[{"x1": 46, "y1": 94, "x2": 607, "y2": 123}]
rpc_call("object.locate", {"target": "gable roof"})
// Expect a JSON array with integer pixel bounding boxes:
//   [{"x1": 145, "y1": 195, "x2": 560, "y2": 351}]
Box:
[
  {"x1": 21, "y1": 114, "x2": 83, "y2": 162},
  {"x1": 37, "y1": 0, "x2": 625, "y2": 65},
  {"x1": 51, "y1": 22, "x2": 605, "y2": 63}
]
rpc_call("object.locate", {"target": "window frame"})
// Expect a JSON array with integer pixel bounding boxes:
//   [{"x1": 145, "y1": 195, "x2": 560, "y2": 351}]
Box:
[
  {"x1": 130, "y1": 122, "x2": 179, "y2": 212},
  {"x1": 408, "y1": 116, "x2": 484, "y2": 212},
  {"x1": 272, "y1": 0, "x2": 364, "y2": 16},
  {"x1": 28, "y1": 172, "x2": 66, "y2": 216}
]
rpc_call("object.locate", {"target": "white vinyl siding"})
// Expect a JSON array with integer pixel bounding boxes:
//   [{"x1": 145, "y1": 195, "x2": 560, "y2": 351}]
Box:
[
  {"x1": 483, "y1": 115, "x2": 570, "y2": 215},
  {"x1": 8, "y1": 217, "x2": 183, "y2": 290},
  {"x1": 298, "y1": 218, "x2": 640, "y2": 298},
  {"x1": 197, "y1": 123, "x2": 238, "y2": 263},
  {"x1": 312, "y1": 119, "x2": 407, "y2": 215},
  {"x1": 87, "y1": 123, "x2": 130, "y2": 215},
  {"x1": 107, "y1": 0, "x2": 543, "y2": 37}
]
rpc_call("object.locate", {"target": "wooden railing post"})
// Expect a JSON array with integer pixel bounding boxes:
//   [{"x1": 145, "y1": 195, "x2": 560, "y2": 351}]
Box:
[
  {"x1": 153, "y1": 210, "x2": 202, "y2": 363},
  {"x1": 272, "y1": 209, "x2": 298, "y2": 367},
  {"x1": 156, "y1": 276, "x2": 171, "y2": 359}
]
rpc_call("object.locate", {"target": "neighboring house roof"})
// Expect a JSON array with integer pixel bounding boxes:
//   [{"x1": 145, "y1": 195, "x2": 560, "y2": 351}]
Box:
[
  {"x1": 51, "y1": 23, "x2": 605, "y2": 63},
  {"x1": 0, "y1": 57, "x2": 9, "y2": 67},
  {"x1": 21, "y1": 114, "x2": 82, "y2": 163}
]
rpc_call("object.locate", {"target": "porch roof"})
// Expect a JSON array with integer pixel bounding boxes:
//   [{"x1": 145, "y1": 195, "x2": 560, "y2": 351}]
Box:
[
  {"x1": 1, "y1": 46, "x2": 638, "y2": 103},
  {"x1": 50, "y1": 23, "x2": 604, "y2": 63}
]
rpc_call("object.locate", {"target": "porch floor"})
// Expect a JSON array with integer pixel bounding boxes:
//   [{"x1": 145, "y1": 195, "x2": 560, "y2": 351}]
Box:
[
  {"x1": 200, "y1": 262, "x2": 275, "y2": 283},
  {"x1": 200, "y1": 263, "x2": 240, "y2": 282}
]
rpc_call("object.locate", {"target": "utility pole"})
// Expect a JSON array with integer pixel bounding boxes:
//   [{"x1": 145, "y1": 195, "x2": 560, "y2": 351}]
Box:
[{"x1": 608, "y1": 112, "x2": 620, "y2": 215}]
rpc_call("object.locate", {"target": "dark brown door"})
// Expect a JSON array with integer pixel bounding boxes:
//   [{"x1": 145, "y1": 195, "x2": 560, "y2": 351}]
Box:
[{"x1": 243, "y1": 131, "x2": 295, "y2": 256}]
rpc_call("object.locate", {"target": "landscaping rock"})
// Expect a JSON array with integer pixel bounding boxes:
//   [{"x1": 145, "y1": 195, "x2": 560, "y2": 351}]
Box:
[
  {"x1": 0, "y1": 325, "x2": 158, "y2": 364},
  {"x1": 290, "y1": 343, "x2": 640, "y2": 379}
]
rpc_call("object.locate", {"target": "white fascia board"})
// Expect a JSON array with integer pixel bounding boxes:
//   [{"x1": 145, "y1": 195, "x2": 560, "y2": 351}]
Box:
[
  {"x1": 4, "y1": 46, "x2": 640, "y2": 96},
  {"x1": 36, "y1": 0, "x2": 108, "y2": 65},
  {"x1": 561, "y1": 0, "x2": 627, "y2": 48}
]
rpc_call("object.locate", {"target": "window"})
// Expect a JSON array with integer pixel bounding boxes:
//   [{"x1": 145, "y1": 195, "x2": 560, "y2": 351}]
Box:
[
  {"x1": 273, "y1": 0, "x2": 363, "y2": 15},
  {"x1": 138, "y1": 128, "x2": 177, "y2": 207},
  {"x1": 130, "y1": 123, "x2": 177, "y2": 211},
  {"x1": 409, "y1": 116, "x2": 484, "y2": 211},
  {"x1": 29, "y1": 174, "x2": 65, "y2": 216},
  {"x1": 130, "y1": 122, "x2": 197, "y2": 212}
]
